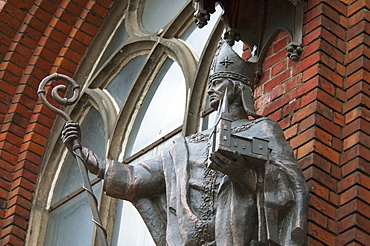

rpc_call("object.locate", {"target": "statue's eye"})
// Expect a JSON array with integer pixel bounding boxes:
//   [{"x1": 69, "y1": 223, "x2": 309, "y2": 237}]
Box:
[{"x1": 214, "y1": 80, "x2": 222, "y2": 86}]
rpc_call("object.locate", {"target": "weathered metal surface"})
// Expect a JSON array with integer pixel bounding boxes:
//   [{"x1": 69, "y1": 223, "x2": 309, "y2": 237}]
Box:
[{"x1": 58, "y1": 40, "x2": 308, "y2": 245}]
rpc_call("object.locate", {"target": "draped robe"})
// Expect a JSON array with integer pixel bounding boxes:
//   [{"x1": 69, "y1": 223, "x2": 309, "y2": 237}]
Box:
[{"x1": 95, "y1": 117, "x2": 308, "y2": 245}]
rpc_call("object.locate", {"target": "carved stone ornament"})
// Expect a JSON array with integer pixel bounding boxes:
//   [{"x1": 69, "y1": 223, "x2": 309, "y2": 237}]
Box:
[
  {"x1": 289, "y1": 0, "x2": 302, "y2": 6},
  {"x1": 286, "y1": 42, "x2": 304, "y2": 61}
]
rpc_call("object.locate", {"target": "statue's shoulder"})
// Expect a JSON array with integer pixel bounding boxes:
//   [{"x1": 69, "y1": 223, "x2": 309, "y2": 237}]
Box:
[{"x1": 186, "y1": 128, "x2": 212, "y2": 143}]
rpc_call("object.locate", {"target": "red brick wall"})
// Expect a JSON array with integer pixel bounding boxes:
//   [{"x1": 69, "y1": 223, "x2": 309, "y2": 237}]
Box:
[
  {"x1": 0, "y1": 0, "x2": 116, "y2": 245},
  {"x1": 254, "y1": 0, "x2": 370, "y2": 245},
  {"x1": 0, "y1": 0, "x2": 369, "y2": 245}
]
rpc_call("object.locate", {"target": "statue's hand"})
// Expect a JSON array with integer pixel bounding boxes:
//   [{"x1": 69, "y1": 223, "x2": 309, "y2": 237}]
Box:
[
  {"x1": 61, "y1": 120, "x2": 81, "y2": 153},
  {"x1": 209, "y1": 151, "x2": 256, "y2": 192}
]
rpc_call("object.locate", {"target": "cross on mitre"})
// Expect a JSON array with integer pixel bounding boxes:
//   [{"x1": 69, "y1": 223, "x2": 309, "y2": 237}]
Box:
[{"x1": 219, "y1": 56, "x2": 234, "y2": 68}]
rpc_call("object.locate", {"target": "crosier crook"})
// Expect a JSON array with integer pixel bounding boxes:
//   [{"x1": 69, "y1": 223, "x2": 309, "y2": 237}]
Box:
[{"x1": 38, "y1": 73, "x2": 108, "y2": 246}]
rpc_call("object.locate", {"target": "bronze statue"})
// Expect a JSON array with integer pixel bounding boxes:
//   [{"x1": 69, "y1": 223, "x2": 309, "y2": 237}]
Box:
[{"x1": 62, "y1": 40, "x2": 308, "y2": 246}]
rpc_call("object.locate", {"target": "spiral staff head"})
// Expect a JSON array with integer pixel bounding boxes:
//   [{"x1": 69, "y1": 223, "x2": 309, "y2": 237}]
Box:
[
  {"x1": 38, "y1": 73, "x2": 108, "y2": 245},
  {"x1": 37, "y1": 73, "x2": 80, "y2": 122}
]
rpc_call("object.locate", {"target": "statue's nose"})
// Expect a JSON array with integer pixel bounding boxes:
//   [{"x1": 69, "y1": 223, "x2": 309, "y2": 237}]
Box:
[{"x1": 207, "y1": 88, "x2": 215, "y2": 95}]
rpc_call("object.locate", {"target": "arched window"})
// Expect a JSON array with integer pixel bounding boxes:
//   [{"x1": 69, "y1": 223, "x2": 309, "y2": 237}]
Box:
[{"x1": 29, "y1": 1, "x2": 226, "y2": 245}]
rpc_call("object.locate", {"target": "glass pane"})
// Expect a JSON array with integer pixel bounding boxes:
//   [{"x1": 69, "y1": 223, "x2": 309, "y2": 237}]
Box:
[
  {"x1": 142, "y1": 0, "x2": 187, "y2": 34},
  {"x1": 112, "y1": 134, "x2": 180, "y2": 246},
  {"x1": 180, "y1": 4, "x2": 223, "y2": 57},
  {"x1": 44, "y1": 183, "x2": 101, "y2": 246},
  {"x1": 105, "y1": 55, "x2": 147, "y2": 109},
  {"x1": 95, "y1": 19, "x2": 129, "y2": 73},
  {"x1": 201, "y1": 110, "x2": 217, "y2": 131},
  {"x1": 51, "y1": 107, "x2": 106, "y2": 204},
  {"x1": 200, "y1": 95, "x2": 217, "y2": 131},
  {"x1": 232, "y1": 40, "x2": 244, "y2": 56},
  {"x1": 123, "y1": 59, "x2": 186, "y2": 158}
]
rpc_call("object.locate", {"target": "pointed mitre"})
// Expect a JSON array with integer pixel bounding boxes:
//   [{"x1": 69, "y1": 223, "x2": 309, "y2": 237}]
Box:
[{"x1": 209, "y1": 39, "x2": 258, "y2": 88}]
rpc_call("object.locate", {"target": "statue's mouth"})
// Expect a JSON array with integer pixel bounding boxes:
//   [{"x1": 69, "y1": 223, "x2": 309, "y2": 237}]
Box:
[{"x1": 209, "y1": 95, "x2": 218, "y2": 101}]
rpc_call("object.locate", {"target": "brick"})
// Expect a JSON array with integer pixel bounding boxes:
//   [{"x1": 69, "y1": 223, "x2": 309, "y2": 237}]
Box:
[
  {"x1": 7, "y1": 195, "x2": 32, "y2": 211},
  {"x1": 347, "y1": 57, "x2": 370, "y2": 77},
  {"x1": 347, "y1": 20, "x2": 370, "y2": 41},
  {"x1": 345, "y1": 107, "x2": 370, "y2": 124},
  {"x1": 1, "y1": 215, "x2": 28, "y2": 230},
  {"x1": 0, "y1": 151, "x2": 17, "y2": 169},
  {"x1": 347, "y1": 0, "x2": 370, "y2": 16},
  {"x1": 284, "y1": 124, "x2": 297, "y2": 140},
  {"x1": 284, "y1": 75, "x2": 301, "y2": 95},
  {"x1": 14, "y1": 160, "x2": 39, "y2": 176},
  {"x1": 4, "y1": 202, "x2": 30, "y2": 219},
  {"x1": 12, "y1": 169, "x2": 37, "y2": 185},
  {"x1": 339, "y1": 172, "x2": 370, "y2": 193},
  {"x1": 283, "y1": 98, "x2": 301, "y2": 116},
  {"x1": 316, "y1": 101, "x2": 333, "y2": 120},
  {"x1": 19, "y1": 141, "x2": 44, "y2": 157},
  {"x1": 346, "y1": 80, "x2": 370, "y2": 99},
  {"x1": 300, "y1": 89, "x2": 317, "y2": 108},
  {"x1": 263, "y1": 70, "x2": 290, "y2": 93},
  {"x1": 0, "y1": 223, "x2": 26, "y2": 240},
  {"x1": 343, "y1": 93, "x2": 370, "y2": 113},
  {"x1": 278, "y1": 116, "x2": 291, "y2": 130},
  {"x1": 292, "y1": 101, "x2": 317, "y2": 124},
  {"x1": 304, "y1": 165, "x2": 337, "y2": 191},
  {"x1": 347, "y1": 33, "x2": 370, "y2": 52},
  {"x1": 263, "y1": 48, "x2": 287, "y2": 70},
  {"x1": 340, "y1": 185, "x2": 370, "y2": 205},
  {"x1": 308, "y1": 207, "x2": 327, "y2": 228},
  {"x1": 342, "y1": 157, "x2": 370, "y2": 177},
  {"x1": 346, "y1": 44, "x2": 370, "y2": 65},
  {"x1": 349, "y1": 8, "x2": 370, "y2": 27},
  {"x1": 10, "y1": 176, "x2": 35, "y2": 192},
  {"x1": 271, "y1": 59, "x2": 288, "y2": 77},
  {"x1": 317, "y1": 89, "x2": 342, "y2": 113},
  {"x1": 269, "y1": 84, "x2": 285, "y2": 102},
  {"x1": 329, "y1": 190, "x2": 340, "y2": 205},
  {"x1": 338, "y1": 198, "x2": 370, "y2": 220},
  {"x1": 0, "y1": 234, "x2": 24, "y2": 246},
  {"x1": 309, "y1": 220, "x2": 335, "y2": 245},
  {"x1": 315, "y1": 127, "x2": 333, "y2": 147},
  {"x1": 320, "y1": 39, "x2": 345, "y2": 64},
  {"x1": 307, "y1": 236, "x2": 325, "y2": 246},
  {"x1": 290, "y1": 127, "x2": 315, "y2": 149},
  {"x1": 332, "y1": 137, "x2": 343, "y2": 152},
  {"x1": 62, "y1": 48, "x2": 83, "y2": 64},
  {"x1": 343, "y1": 131, "x2": 370, "y2": 151},
  {"x1": 310, "y1": 194, "x2": 337, "y2": 220},
  {"x1": 79, "y1": 20, "x2": 99, "y2": 37},
  {"x1": 323, "y1": 0, "x2": 347, "y2": 14},
  {"x1": 292, "y1": 52, "x2": 320, "y2": 76},
  {"x1": 338, "y1": 213, "x2": 370, "y2": 232},
  {"x1": 336, "y1": 227, "x2": 370, "y2": 246},
  {"x1": 84, "y1": 10, "x2": 104, "y2": 27},
  {"x1": 340, "y1": 144, "x2": 370, "y2": 166},
  {"x1": 328, "y1": 218, "x2": 339, "y2": 235},
  {"x1": 319, "y1": 65, "x2": 343, "y2": 88},
  {"x1": 0, "y1": 141, "x2": 20, "y2": 156},
  {"x1": 308, "y1": 179, "x2": 330, "y2": 200},
  {"x1": 17, "y1": 151, "x2": 41, "y2": 165},
  {"x1": 297, "y1": 139, "x2": 315, "y2": 160}
]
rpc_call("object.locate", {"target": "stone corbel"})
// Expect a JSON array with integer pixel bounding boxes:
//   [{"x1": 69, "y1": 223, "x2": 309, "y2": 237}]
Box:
[{"x1": 286, "y1": 42, "x2": 304, "y2": 61}]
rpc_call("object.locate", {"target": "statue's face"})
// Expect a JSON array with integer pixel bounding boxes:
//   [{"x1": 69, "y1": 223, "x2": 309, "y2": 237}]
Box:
[{"x1": 207, "y1": 78, "x2": 237, "y2": 109}]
